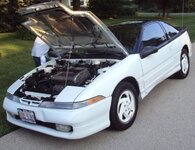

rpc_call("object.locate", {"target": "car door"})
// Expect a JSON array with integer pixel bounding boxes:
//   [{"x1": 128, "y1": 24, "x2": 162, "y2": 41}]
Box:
[
  {"x1": 160, "y1": 22, "x2": 181, "y2": 68},
  {"x1": 140, "y1": 22, "x2": 172, "y2": 95}
]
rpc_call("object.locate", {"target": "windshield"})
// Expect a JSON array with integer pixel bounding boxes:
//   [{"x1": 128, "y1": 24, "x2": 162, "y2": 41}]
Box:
[{"x1": 109, "y1": 23, "x2": 141, "y2": 53}]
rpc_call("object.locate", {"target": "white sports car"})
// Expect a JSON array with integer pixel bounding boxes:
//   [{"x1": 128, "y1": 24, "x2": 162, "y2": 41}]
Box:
[{"x1": 3, "y1": 2, "x2": 191, "y2": 139}]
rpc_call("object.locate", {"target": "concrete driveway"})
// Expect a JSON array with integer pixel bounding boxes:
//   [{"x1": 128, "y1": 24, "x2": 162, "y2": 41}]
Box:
[{"x1": 0, "y1": 43, "x2": 194, "y2": 150}]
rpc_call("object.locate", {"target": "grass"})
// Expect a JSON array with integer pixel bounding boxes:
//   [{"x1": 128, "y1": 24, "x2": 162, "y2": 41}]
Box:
[
  {"x1": 0, "y1": 14, "x2": 195, "y2": 137},
  {"x1": 163, "y1": 15, "x2": 195, "y2": 42},
  {"x1": 0, "y1": 33, "x2": 34, "y2": 136}
]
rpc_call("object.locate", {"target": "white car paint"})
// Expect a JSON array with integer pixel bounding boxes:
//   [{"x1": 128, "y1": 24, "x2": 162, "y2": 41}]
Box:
[
  {"x1": 2, "y1": 1, "x2": 192, "y2": 139},
  {"x1": 55, "y1": 86, "x2": 85, "y2": 103},
  {"x1": 74, "y1": 55, "x2": 144, "y2": 102},
  {"x1": 3, "y1": 96, "x2": 112, "y2": 139}
]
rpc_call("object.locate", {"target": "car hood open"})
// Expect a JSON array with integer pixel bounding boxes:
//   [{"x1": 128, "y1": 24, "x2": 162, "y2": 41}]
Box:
[{"x1": 18, "y1": 1, "x2": 128, "y2": 56}]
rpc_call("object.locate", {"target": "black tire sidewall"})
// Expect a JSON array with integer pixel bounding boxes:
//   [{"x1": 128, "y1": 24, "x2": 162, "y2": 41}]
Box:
[
  {"x1": 173, "y1": 49, "x2": 190, "y2": 79},
  {"x1": 180, "y1": 49, "x2": 190, "y2": 77},
  {"x1": 110, "y1": 81, "x2": 138, "y2": 130}
]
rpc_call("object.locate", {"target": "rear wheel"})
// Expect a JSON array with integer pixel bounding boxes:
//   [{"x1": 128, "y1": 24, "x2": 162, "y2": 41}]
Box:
[
  {"x1": 110, "y1": 81, "x2": 138, "y2": 130},
  {"x1": 174, "y1": 49, "x2": 190, "y2": 79}
]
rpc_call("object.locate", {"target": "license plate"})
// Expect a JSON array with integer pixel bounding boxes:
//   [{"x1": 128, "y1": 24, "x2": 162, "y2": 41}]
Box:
[{"x1": 18, "y1": 109, "x2": 36, "y2": 124}]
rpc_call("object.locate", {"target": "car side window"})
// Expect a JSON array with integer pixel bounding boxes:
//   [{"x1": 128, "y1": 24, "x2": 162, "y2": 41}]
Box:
[
  {"x1": 160, "y1": 22, "x2": 179, "y2": 38},
  {"x1": 142, "y1": 23, "x2": 167, "y2": 49}
]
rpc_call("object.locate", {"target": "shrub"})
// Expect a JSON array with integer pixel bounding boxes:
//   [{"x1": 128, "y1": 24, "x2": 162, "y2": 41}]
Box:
[
  {"x1": 88, "y1": 0, "x2": 137, "y2": 18},
  {"x1": 16, "y1": 26, "x2": 35, "y2": 40},
  {"x1": 88, "y1": 0, "x2": 122, "y2": 18},
  {"x1": 0, "y1": 23, "x2": 14, "y2": 33},
  {"x1": 118, "y1": 5, "x2": 138, "y2": 16}
]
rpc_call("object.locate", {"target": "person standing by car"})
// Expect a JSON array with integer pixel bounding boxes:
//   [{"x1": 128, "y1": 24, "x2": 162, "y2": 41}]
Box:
[{"x1": 31, "y1": 36, "x2": 50, "y2": 67}]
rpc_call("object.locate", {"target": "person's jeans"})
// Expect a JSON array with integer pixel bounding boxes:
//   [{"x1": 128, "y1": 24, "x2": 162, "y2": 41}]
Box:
[
  {"x1": 33, "y1": 56, "x2": 41, "y2": 67},
  {"x1": 33, "y1": 56, "x2": 49, "y2": 67}
]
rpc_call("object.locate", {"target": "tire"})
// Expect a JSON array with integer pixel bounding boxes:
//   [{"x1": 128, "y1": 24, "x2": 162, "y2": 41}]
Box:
[
  {"x1": 174, "y1": 49, "x2": 190, "y2": 79},
  {"x1": 110, "y1": 81, "x2": 138, "y2": 130}
]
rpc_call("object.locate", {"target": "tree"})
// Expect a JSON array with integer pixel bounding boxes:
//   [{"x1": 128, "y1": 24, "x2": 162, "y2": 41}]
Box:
[
  {"x1": 88, "y1": 0, "x2": 123, "y2": 18},
  {"x1": 0, "y1": 0, "x2": 53, "y2": 32},
  {"x1": 0, "y1": 0, "x2": 20, "y2": 31},
  {"x1": 161, "y1": 0, "x2": 168, "y2": 17},
  {"x1": 135, "y1": 0, "x2": 195, "y2": 17},
  {"x1": 159, "y1": 0, "x2": 195, "y2": 17}
]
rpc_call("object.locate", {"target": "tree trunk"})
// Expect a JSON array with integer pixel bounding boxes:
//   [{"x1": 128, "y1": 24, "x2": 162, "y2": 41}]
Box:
[
  {"x1": 162, "y1": 0, "x2": 167, "y2": 18},
  {"x1": 73, "y1": 0, "x2": 80, "y2": 10}
]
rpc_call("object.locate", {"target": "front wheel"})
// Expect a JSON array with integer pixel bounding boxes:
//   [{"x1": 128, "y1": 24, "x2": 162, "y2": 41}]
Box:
[
  {"x1": 110, "y1": 81, "x2": 138, "y2": 130},
  {"x1": 174, "y1": 49, "x2": 190, "y2": 79}
]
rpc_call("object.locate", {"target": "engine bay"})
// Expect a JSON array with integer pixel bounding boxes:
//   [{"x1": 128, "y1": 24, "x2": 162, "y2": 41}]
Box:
[{"x1": 15, "y1": 59, "x2": 117, "y2": 101}]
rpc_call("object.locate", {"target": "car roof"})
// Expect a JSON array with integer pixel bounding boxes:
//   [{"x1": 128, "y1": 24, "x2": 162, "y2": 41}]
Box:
[{"x1": 109, "y1": 20, "x2": 163, "y2": 25}]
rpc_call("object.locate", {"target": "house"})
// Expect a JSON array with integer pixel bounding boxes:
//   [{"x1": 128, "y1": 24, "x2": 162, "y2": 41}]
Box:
[{"x1": 61, "y1": 0, "x2": 88, "y2": 7}]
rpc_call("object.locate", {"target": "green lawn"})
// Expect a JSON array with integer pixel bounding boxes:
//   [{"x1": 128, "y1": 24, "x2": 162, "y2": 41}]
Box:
[
  {"x1": 0, "y1": 14, "x2": 194, "y2": 137},
  {"x1": 162, "y1": 15, "x2": 195, "y2": 42},
  {"x1": 0, "y1": 33, "x2": 34, "y2": 136}
]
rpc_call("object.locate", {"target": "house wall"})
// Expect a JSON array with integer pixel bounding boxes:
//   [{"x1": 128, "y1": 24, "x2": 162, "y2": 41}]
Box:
[
  {"x1": 61, "y1": 0, "x2": 70, "y2": 6},
  {"x1": 61, "y1": 0, "x2": 88, "y2": 7}
]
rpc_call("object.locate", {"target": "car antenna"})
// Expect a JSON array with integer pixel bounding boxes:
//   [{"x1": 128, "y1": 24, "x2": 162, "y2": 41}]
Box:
[
  {"x1": 181, "y1": 0, "x2": 185, "y2": 28},
  {"x1": 65, "y1": 16, "x2": 74, "y2": 86},
  {"x1": 105, "y1": 43, "x2": 109, "y2": 63}
]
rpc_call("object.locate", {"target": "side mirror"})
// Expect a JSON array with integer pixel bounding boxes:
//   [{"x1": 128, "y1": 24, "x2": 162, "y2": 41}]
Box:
[{"x1": 140, "y1": 46, "x2": 158, "y2": 59}]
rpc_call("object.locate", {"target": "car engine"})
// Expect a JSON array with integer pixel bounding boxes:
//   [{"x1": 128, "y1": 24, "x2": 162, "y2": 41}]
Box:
[{"x1": 15, "y1": 59, "x2": 116, "y2": 99}]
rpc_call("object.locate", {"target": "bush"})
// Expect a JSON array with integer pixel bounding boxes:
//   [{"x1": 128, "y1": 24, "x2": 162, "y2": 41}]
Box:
[
  {"x1": 0, "y1": 23, "x2": 14, "y2": 33},
  {"x1": 88, "y1": 0, "x2": 137, "y2": 18},
  {"x1": 16, "y1": 26, "x2": 35, "y2": 40},
  {"x1": 118, "y1": 5, "x2": 138, "y2": 16}
]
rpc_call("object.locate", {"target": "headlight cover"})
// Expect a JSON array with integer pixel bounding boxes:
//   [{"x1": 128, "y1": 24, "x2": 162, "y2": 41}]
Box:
[
  {"x1": 6, "y1": 92, "x2": 20, "y2": 102},
  {"x1": 39, "y1": 95, "x2": 105, "y2": 109}
]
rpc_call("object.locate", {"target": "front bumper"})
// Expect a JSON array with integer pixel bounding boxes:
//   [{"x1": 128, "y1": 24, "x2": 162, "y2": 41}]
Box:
[{"x1": 3, "y1": 96, "x2": 111, "y2": 139}]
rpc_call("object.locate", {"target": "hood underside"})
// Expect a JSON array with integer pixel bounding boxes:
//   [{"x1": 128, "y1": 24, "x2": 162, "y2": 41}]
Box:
[{"x1": 19, "y1": 1, "x2": 128, "y2": 56}]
